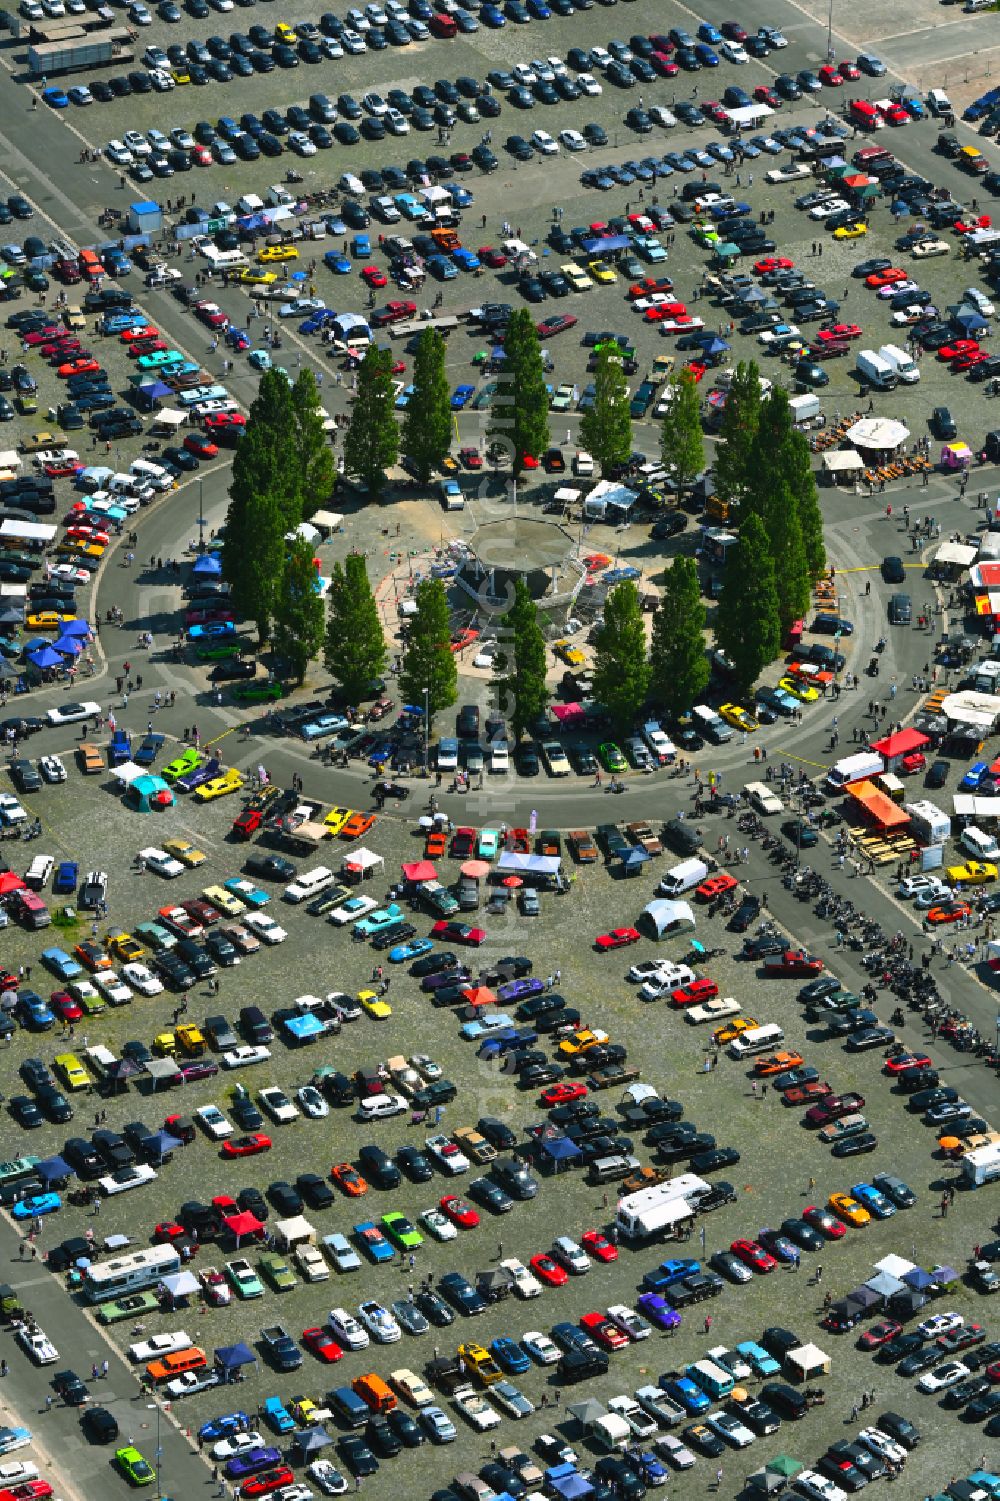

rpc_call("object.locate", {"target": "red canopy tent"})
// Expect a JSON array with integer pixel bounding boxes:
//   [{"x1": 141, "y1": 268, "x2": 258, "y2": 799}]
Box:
[
  {"x1": 221, "y1": 1211, "x2": 266, "y2": 1246},
  {"x1": 401, "y1": 860, "x2": 437, "y2": 883}
]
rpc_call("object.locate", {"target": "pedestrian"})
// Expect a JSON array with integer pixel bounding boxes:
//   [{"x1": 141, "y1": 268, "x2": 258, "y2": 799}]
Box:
[
  {"x1": 715, "y1": 1469, "x2": 723, "y2": 1491},
  {"x1": 815, "y1": 1264, "x2": 823, "y2": 1283},
  {"x1": 851, "y1": 1402, "x2": 859, "y2": 1421},
  {"x1": 45, "y1": 1395, "x2": 53, "y2": 1412},
  {"x1": 102, "y1": 1359, "x2": 109, "y2": 1378},
  {"x1": 703, "y1": 1313, "x2": 712, "y2": 1334}
]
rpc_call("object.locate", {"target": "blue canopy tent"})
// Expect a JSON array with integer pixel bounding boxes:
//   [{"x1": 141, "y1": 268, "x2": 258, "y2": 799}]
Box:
[
  {"x1": 953, "y1": 307, "x2": 989, "y2": 336},
  {"x1": 145, "y1": 1128, "x2": 182, "y2": 1163},
  {"x1": 193, "y1": 553, "x2": 222, "y2": 577},
  {"x1": 579, "y1": 234, "x2": 631, "y2": 257},
  {"x1": 901, "y1": 1266, "x2": 937, "y2": 1291},
  {"x1": 292, "y1": 1427, "x2": 333, "y2": 1456},
  {"x1": 35, "y1": 1154, "x2": 74, "y2": 1184},
  {"x1": 700, "y1": 336, "x2": 730, "y2": 357},
  {"x1": 619, "y1": 846, "x2": 651, "y2": 878},
  {"x1": 534, "y1": 1132, "x2": 582, "y2": 1173},
  {"x1": 27, "y1": 645, "x2": 62, "y2": 670},
  {"x1": 215, "y1": 1343, "x2": 257, "y2": 1383},
  {"x1": 60, "y1": 619, "x2": 92, "y2": 638},
  {"x1": 53, "y1": 636, "x2": 83, "y2": 657},
  {"x1": 546, "y1": 1466, "x2": 594, "y2": 1501}
]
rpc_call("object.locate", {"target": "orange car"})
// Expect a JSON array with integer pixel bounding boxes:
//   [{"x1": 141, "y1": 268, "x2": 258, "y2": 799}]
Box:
[
  {"x1": 926, "y1": 900, "x2": 971, "y2": 925},
  {"x1": 754, "y1": 1051, "x2": 805, "y2": 1077},
  {"x1": 425, "y1": 831, "x2": 447, "y2": 858},
  {"x1": 331, "y1": 1162, "x2": 368, "y2": 1196},
  {"x1": 341, "y1": 812, "x2": 376, "y2": 840},
  {"x1": 146, "y1": 1346, "x2": 206, "y2": 1383}
]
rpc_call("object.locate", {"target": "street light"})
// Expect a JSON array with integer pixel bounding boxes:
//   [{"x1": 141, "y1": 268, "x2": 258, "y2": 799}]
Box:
[
  {"x1": 826, "y1": 0, "x2": 835, "y2": 61},
  {"x1": 146, "y1": 1401, "x2": 162, "y2": 1499},
  {"x1": 422, "y1": 687, "x2": 429, "y2": 774},
  {"x1": 197, "y1": 478, "x2": 205, "y2": 555}
]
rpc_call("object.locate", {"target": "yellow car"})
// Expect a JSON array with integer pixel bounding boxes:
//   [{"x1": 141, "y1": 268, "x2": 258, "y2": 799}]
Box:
[
  {"x1": 289, "y1": 1396, "x2": 321, "y2": 1425},
  {"x1": 719, "y1": 703, "x2": 757, "y2": 732},
  {"x1": 106, "y1": 931, "x2": 144, "y2": 963},
  {"x1": 60, "y1": 539, "x2": 104, "y2": 559},
  {"x1": 54, "y1": 1053, "x2": 89, "y2": 1091},
  {"x1": 833, "y1": 222, "x2": 867, "y2": 241},
  {"x1": 235, "y1": 269, "x2": 278, "y2": 285},
  {"x1": 358, "y1": 989, "x2": 392, "y2": 1020},
  {"x1": 587, "y1": 259, "x2": 616, "y2": 285},
  {"x1": 27, "y1": 610, "x2": 76, "y2": 630},
  {"x1": 194, "y1": 767, "x2": 245, "y2": 802},
  {"x1": 163, "y1": 837, "x2": 207, "y2": 868},
  {"x1": 258, "y1": 244, "x2": 298, "y2": 265},
  {"x1": 554, "y1": 640, "x2": 585, "y2": 667},
  {"x1": 778, "y1": 676, "x2": 820, "y2": 704},
  {"x1": 203, "y1": 884, "x2": 246, "y2": 917},
  {"x1": 457, "y1": 1342, "x2": 502, "y2": 1385},
  {"x1": 170, "y1": 64, "x2": 190, "y2": 83},
  {"x1": 713, "y1": 1015, "x2": 759, "y2": 1047},
  {"x1": 153, "y1": 1031, "x2": 177, "y2": 1056},
  {"x1": 324, "y1": 806, "x2": 354, "y2": 835},
  {"x1": 946, "y1": 860, "x2": 997, "y2": 887},
  {"x1": 274, "y1": 20, "x2": 296, "y2": 41},
  {"x1": 64, "y1": 307, "x2": 86, "y2": 330},
  {"x1": 561, "y1": 262, "x2": 591, "y2": 292},
  {"x1": 558, "y1": 1026, "x2": 610, "y2": 1057},
  {"x1": 828, "y1": 1191, "x2": 870, "y2": 1228}
]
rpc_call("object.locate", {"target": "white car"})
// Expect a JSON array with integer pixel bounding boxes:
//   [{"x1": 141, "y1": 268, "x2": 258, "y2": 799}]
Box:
[
  {"x1": 258, "y1": 1086, "x2": 299, "y2": 1123},
  {"x1": 0, "y1": 794, "x2": 28, "y2": 826},
  {"x1": 531, "y1": 130, "x2": 558, "y2": 156},
  {"x1": 242, "y1": 912, "x2": 287, "y2": 943},
  {"x1": 639, "y1": 964, "x2": 695, "y2": 1000},
  {"x1": 321, "y1": 1234, "x2": 361, "y2": 1274},
  {"x1": 328, "y1": 1309, "x2": 369, "y2": 1350},
  {"x1": 473, "y1": 640, "x2": 497, "y2": 669},
  {"x1": 98, "y1": 1163, "x2": 157, "y2": 1195},
  {"x1": 166, "y1": 1369, "x2": 219, "y2": 1399},
  {"x1": 898, "y1": 875, "x2": 949, "y2": 900},
  {"x1": 578, "y1": 72, "x2": 602, "y2": 95},
  {"x1": 522, "y1": 1330, "x2": 560, "y2": 1364},
  {"x1": 123, "y1": 129, "x2": 151, "y2": 157},
  {"x1": 606, "y1": 1304, "x2": 652, "y2": 1341},
  {"x1": 295, "y1": 1245, "x2": 329, "y2": 1282},
  {"x1": 530, "y1": 57, "x2": 554, "y2": 80},
  {"x1": 500, "y1": 1257, "x2": 542, "y2": 1298},
  {"x1": 425, "y1": 1134, "x2": 469, "y2": 1175},
  {"x1": 39, "y1": 755, "x2": 67, "y2": 783},
  {"x1": 288, "y1": 131, "x2": 318, "y2": 156},
  {"x1": 128, "y1": 1330, "x2": 193, "y2": 1362},
  {"x1": 211, "y1": 1432, "x2": 264, "y2": 1461},
  {"x1": 512, "y1": 62, "x2": 536, "y2": 85},
  {"x1": 105, "y1": 140, "x2": 134, "y2": 166},
  {"x1": 857, "y1": 1427, "x2": 906, "y2": 1465},
  {"x1": 590, "y1": 44, "x2": 611, "y2": 67},
  {"x1": 452, "y1": 1384, "x2": 501, "y2": 1431},
  {"x1": 686, "y1": 996, "x2": 741, "y2": 1024},
  {"x1": 420, "y1": 1207, "x2": 459, "y2": 1242},
  {"x1": 357, "y1": 1300, "x2": 400, "y2": 1343},
  {"x1": 650, "y1": 106, "x2": 676, "y2": 128},
  {"x1": 306, "y1": 1459, "x2": 349, "y2": 1495},
  {"x1": 708, "y1": 1345, "x2": 752, "y2": 1381},
  {"x1": 95, "y1": 971, "x2": 133, "y2": 1006},
  {"x1": 357, "y1": 1092, "x2": 407, "y2": 1120},
  {"x1": 390, "y1": 1368, "x2": 433, "y2": 1406},
  {"x1": 329, "y1": 895, "x2": 377, "y2": 925},
  {"x1": 918, "y1": 1311, "x2": 963, "y2": 1339},
  {"x1": 552, "y1": 1236, "x2": 590, "y2": 1274},
  {"x1": 17, "y1": 1328, "x2": 57, "y2": 1365},
  {"x1": 45, "y1": 700, "x2": 100, "y2": 726},
  {"x1": 917, "y1": 1359, "x2": 970, "y2": 1393},
  {"x1": 221, "y1": 1045, "x2": 272, "y2": 1069},
  {"x1": 759, "y1": 324, "x2": 801, "y2": 346},
  {"x1": 490, "y1": 741, "x2": 509, "y2": 773},
  {"x1": 385, "y1": 109, "x2": 409, "y2": 135},
  {"x1": 912, "y1": 238, "x2": 950, "y2": 259},
  {"x1": 559, "y1": 129, "x2": 586, "y2": 152},
  {"x1": 809, "y1": 198, "x2": 850, "y2": 220},
  {"x1": 421, "y1": 1406, "x2": 457, "y2": 1443},
  {"x1": 764, "y1": 163, "x2": 812, "y2": 183},
  {"x1": 296, "y1": 1084, "x2": 329, "y2": 1119},
  {"x1": 720, "y1": 39, "x2": 748, "y2": 62},
  {"x1": 793, "y1": 1471, "x2": 847, "y2": 1501},
  {"x1": 657, "y1": 1434, "x2": 696, "y2": 1470},
  {"x1": 139, "y1": 847, "x2": 185, "y2": 878},
  {"x1": 878, "y1": 279, "x2": 920, "y2": 301},
  {"x1": 706, "y1": 1411, "x2": 754, "y2": 1448},
  {"x1": 965, "y1": 287, "x2": 995, "y2": 316},
  {"x1": 607, "y1": 1395, "x2": 658, "y2": 1439},
  {"x1": 195, "y1": 1104, "x2": 233, "y2": 1140},
  {"x1": 0, "y1": 1464, "x2": 40, "y2": 1488}
]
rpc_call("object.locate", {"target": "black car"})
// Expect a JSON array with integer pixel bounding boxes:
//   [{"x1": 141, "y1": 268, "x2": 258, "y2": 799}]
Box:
[
  {"x1": 761, "y1": 1383, "x2": 808, "y2": 1419},
  {"x1": 882, "y1": 555, "x2": 906, "y2": 584},
  {"x1": 245, "y1": 854, "x2": 296, "y2": 880},
  {"x1": 477, "y1": 1116, "x2": 517, "y2": 1151},
  {"x1": 37, "y1": 1085, "x2": 72, "y2": 1123},
  {"x1": 268, "y1": 1180, "x2": 303, "y2": 1215},
  {"x1": 53, "y1": 1369, "x2": 89, "y2": 1405},
  {"x1": 877, "y1": 1411, "x2": 920, "y2": 1449},
  {"x1": 338, "y1": 1436, "x2": 378, "y2": 1478},
  {"x1": 82, "y1": 1405, "x2": 119, "y2": 1443},
  {"x1": 932, "y1": 406, "x2": 958, "y2": 440},
  {"x1": 467, "y1": 1177, "x2": 514, "y2": 1214},
  {"x1": 9, "y1": 1095, "x2": 43, "y2": 1129},
  {"x1": 876, "y1": 1331, "x2": 925, "y2": 1364},
  {"x1": 415, "y1": 1288, "x2": 454, "y2": 1326},
  {"x1": 439, "y1": 1271, "x2": 486, "y2": 1315},
  {"x1": 397, "y1": 1145, "x2": 434, "y2": 1182},
  {"x1": 296, "y1": 1171, "x2": 334, "y2": 1209}
]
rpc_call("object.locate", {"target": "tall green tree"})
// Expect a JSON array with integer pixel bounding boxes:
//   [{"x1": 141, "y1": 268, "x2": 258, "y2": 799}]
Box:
[
  {"x1": 649, "y1": 557, "x2": 709, "y2": 717},
  {"x1": 324, "y1": 552, "x2": 387, "y2": 704},
  {"x1": 658, "y1": 371, "x2": 705, "y2": 502},
  {"x1": 783, "y1": 428, "x2": 827, "y2": 579},
  {"x1": 490, "y1": 578, "x2": 550, "y2": 740},
  {"x1": 401, "y1": 327, "x2": 452, "y2": 482},
  {"x1": 221, "y1": 446, "x2": 287, "y2": 645},
  {"x1": 592, "y1": 580, "x2": 651, "y2": 734},
  {"x1": 713, "y1": 360, "x2": 762, "y2": 515},
  {"x1": 487, "y1": 309, "x2": 549, "y2": 478},
  {"x1": 761, "y1": 478, "x2": 811, "y2": 634},
  {"x1": 273, "y1": 535, "x2": 325, "y2": 684},
  {"x1": 399, "y1": 577, "x2": 457, "y2": 724},
  {"x1": 343, "y1": 346, "x2": 399, "y2": 497},
  {"x1": 579, "y1": 345, "x2": 632, "y2": 477},
  {"x1": 291, "y1": 368, "x2": 337, "y2": 520},
  {"x1": 715, "y1": 513, "x2": 781, "y2": 693}
]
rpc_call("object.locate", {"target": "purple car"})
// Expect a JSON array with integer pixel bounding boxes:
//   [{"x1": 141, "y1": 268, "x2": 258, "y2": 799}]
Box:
[
  {"x1": 175, "y1": 756, "x2": 221, "y2": 793},
  {"x1": 180, "y1": 1058, "x2": 220, "y2": 1083},
  {"x1": 421, "y1": 968, "x2": 471, "y2": 992},
  {"x1": 226, "y1": 1448, "x2": 282, "y2": 1480},
  {"x1": 636, "y1": 1292, "x2": 683, "y2": 1330},
  {"x1": 496, "y1": 977, "x2": 545, "y2": 1004}
]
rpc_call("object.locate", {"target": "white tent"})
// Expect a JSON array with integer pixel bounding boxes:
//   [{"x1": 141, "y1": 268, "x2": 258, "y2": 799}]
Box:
[
  {"x1": 785, "y1": 1343, "x2": 831, "y2": 1379},
  {"x1": 822, "y1": 450, "x2": 865, "y2": 474},
  {"x1": 343, "y1": 847, "x2": 383, "y2": 873},
  {"x1": 940, "y1": 689, "x2": 1000, "y2": 732},
  {"x1": 150, "y1": 408, "x2": 188, "y2": 433},
  {"x1": 159, "y1": 1270, "x2": 199, "y2": 1298},
  {"x1": 497, "y1": 852, "x2": 561, "y2": 875},
  {"x1": 274, "y1": 1215, "x2": 316, "y2": 1250},
  {"x1": 935, "y1": 541, "x2": 977, "y2": 569},
  {"x1": 310, "y1": 510, "x2": 344, "y2": 535},
  {"x1": 845, "y1": 417, "x2": 910, "y2": 451},
  {"x1": 874, "y1": 1254, "x2": 917, "y2": 1280},
  {"x1": 640, "y1": 899, "x2": 695, "y2": 939},
  {"x1": 110, "y1": 761, "x2": 146, "y2": 785},
  {"x1": 725, "y1": 103, "x2": 773, "y2": 125},
  {"x1": 0, "y1": 519, "x2": 57, "y2": 543}
]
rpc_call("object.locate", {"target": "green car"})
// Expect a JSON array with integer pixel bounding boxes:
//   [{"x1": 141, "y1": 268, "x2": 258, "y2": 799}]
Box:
[
  {"x1": 258, "y1": 1252, "x2": 296, "y2": 1292},
  {"x1": 116, "y1": 1446, "x2": 156, "y2": 1486},
  {"x1": 232, "y1": 678, "x2": 285, "y2": 704},
  {"x1": 75, "y1": 988, "x2": 107, "y2": 1016},
  {"x1": 598, "y1": 742, "x2": 627, "y2": 773},
  {"x1": 135, "y1": 350, "x2": 183, "y2": 370},
  {"x1": 135, "y1": 920, "x2": 177, "y2": 951},
  {"x1": 382, "y1": 1211, "x2": 424, "y2": 1250},
  {"x1": 162, "y1": 748, "x2": 202, "y2": 783},
  {"x1": 194, "y1": 639, "x2": 242, "y2": 661},
  {"x1": 225, "y1": 1259, "x2": 264, "y2": 1299},
  {"x1": 98, "y1": 1292, "x2": 158, "y2": 1325}
]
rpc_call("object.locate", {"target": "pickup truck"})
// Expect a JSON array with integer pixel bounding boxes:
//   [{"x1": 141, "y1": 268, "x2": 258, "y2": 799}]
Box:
[
  {"x1": 628, "y1": 821, "x2": 663, "y2": 856},
  {"x1": 260, "y1": 1325, "x2": 302, "y2": 1371}
]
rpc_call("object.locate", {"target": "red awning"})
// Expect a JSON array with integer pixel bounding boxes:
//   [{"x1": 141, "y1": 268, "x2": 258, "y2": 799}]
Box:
[
  {"x1": 401, "y1": 860, "x2": 437, "y2": 883},
  {"x1": 846, "y1": 780, "x2": 910, "y2": 830},
  {"x1": 222, "y1": 1211, "x2": 265, "y2": 1239},
  {"x1": 870, "y1": 728, "x2": 930, "y2": 761}
]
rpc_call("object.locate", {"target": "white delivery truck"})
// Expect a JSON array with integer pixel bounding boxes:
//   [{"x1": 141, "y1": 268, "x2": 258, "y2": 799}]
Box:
[
  {"x1": 615, "y1": 1175, "x2": 709, "y2": 1242},
  {"x1": 905, "y1": 800, "x2": 951, "y2": 846},
  {"x1": 856, "y1": 349, "x2": 898, "y2": 391},
  {"x1": 825, "y1": 751, "x2": 884, "y2": 793},
  {"x1": 878, "y1": 344, "x2": 920, "y2": 383},
  {"x1": 962, "y1": 1141, "x2": 1000, "y2": 1187},
  {"x1": 658, "y1": 858, "x2": 709, "y2": 897},
  {"x1": 788, "y1": 393, "x2": 821, "y2": 426}
]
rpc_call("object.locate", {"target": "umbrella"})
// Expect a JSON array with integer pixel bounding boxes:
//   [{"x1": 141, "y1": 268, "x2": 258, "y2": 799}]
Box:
[
  {"x1": 27, "y1": 645, "x2": 62, "y2": 669},
  {"x1": 53, "y1": 636, "x2": 83, "y2": 657},
  {"x1": 461, "y1": 860, "x2": 490, "y2": 878},
  {"x1": 766, "y1": 1457, "x2": 804, "y2": 1480},
  {"x1": 59, "y1": 619, "x2": 92, "y2": 638},
  {"x1": 291, "y1": 270, "x2": 308, "y2": 282},
  {"x1": 502, "y1": 875, "x2": 523, "y2": 888}
]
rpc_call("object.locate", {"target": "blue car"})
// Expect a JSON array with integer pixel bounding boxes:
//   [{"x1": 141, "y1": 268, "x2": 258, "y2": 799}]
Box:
[
  {"x1": 353, "y1": 1221, "x2": 395, "y2": 1263},
  {"x1": 904, "y1": 97, "x2": 925, "y2": 118},
  {"x1": 43, "y1": 88, "x2": 69, "y2": 108},
  {"x1": 694, "y1": 43, "x2": 719, "y2": 65},
  {"x1": 697, "y1": 21, "x2": 721, "y2": 42},
  {"x1": 188, "y1": 621, "x2": 236, "y2": 640},
  {"x1": 452, "y1": 248, "x2": 480, "y2": 271},
  {"x1": 636, "y1": 1292, "x2": 682, "y2": 1330},
  {"x1": 351, "y1": 234, "x2": 371, "y2": 258},
  {"x1": 249, "y1": 350, "x2": 272, "y2": 371},
  {"x1": 41, "y1": 947, "x2": 82, "y2": 981},
  {"x1": 226, "y1": 1448, "x2": 282, "y2": 1480},
  {"x1": 481, "y1": 4, "x2": 505, "y2": 23},
  {"x1": 19, "y1": 994, "x2": 55, "y2": 1030},
  {"x1": 324, "y1": 251, "x2": 352, "y2": 274},
  {"x1": 637, "y1": 1454, "x2": 670, "y2": 1489},
  {"x1": 388, "y1": 937, "x2": 432, "y2": 963},
  {"x1": 261, "y1": 1397, "x2": 295, "y2": 1434},
  {"x1": 11, "y1": 1193, "x2": 60, "y2": 1220},
  {"x1": 526, "y1": 0, "x2": 549, "y2": 14},
  {"x1": 135, "y1": 733, "x2": 165, "y2": 767},
  {"x1": 850, "y1": 1181, "x2": 895, "y2": 1218},
  {"x1": 450, "y1": 384, "x2": 475, "y2": 410},
  {"x1": 663, "y1": 1375, "x2": 709, "y2": 1414},
  {"x1": 490, "y1": 1337, "x2": 531, "y2": 1375},
  {"x1": 962, "y1": 761, "x2": 988, "y2": 790},
  {"x1": 427, "y1": 255, "x2": 458, "y2": 280},
  {"x1": 200, "y1": 1412, "x2": 251, "y2": 1443},
  {"x1": 735, "y1": 1340, "x2": 780, "y2": 1377}
]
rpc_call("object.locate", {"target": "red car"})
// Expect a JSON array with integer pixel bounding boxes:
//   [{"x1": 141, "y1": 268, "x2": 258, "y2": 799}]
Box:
[
  {"x1": 884, "y1": 1052, "x2": 933, "y2": 1076},
  {"x1": 808, "y1": 341, "x2": 850, "y2": 361},
  {"x1": 440, "y1": 1194, "x2": 479, "y2": 1229},
  {"x1": 817, "y1": 63, "x2": 844, "y2": 85},
  {"x1": 804, "y1": 1092, "x2": 865, "y2": 1127},
  {"x1": 128, "y1": 339, "x2": 169, "y2": 358},
  {"x1": 695, "y1": 873, "x2": 738, "y2": 902},
  {"x1": 702, "y1": 100, "x2": 729, "y2": 125},
  {"x1": 581, "y1": 1230, "x2": 618, "y2": 1263},
  {"x1": 477, "y1": 246, "x2": 507, "y2": 267},
  {"x1": 195, "y1": 301, "x2": 228, "y2": 328},
  {"x1": 754, "y1": 256, "x2": 794, "y2": 275},
  {"x1": 952, "y1": 350, "x2": 989, "y2": 371},
  {"x1": 817, "y1": 323, "x2": 862, "y2": 341},
  {"x1": 650, "y1": 51, "x2": 679, "y2": 76},
  {"x1": 629, "y1": 276, "x2": 674, "y2": 299},
  {"x1": 536, "y1": 313, "x2": 579, "y2": 338},
  {"x1": 66, "y1": 525, "x2": 110, "y2": 545},
  {"x1": 370, "y1": 300, "x2": 417, "y2": 327},
  {"x1": 541, "y1": 1081, "x2": 588, "y2": 1106},
  {"x1": 580, "y1": 1312, "x2": 629, "y2": 1350},
  {"x1": 730, "y1": 1238, "x2": 777, "y2": 1273},
  {"x1": 430, "y1": 921, "x2": 486, "y2": 946},
  {"x1": 181, "y1": 897, "x2": 221, "y2": 928},
  {"x1": 857, "y1": 1319, "x2": 902, "y2": 1351},
  {"x1": 221, "y1": 1132, "x2": 272, "y2": 1158},
  {"x1": 23, "y1": 326, "x2": 61, "y2": 346},
  {"x1": 361, "y1": 265, "x2": 388, "y2": 289},
  {"x1": 459, "y1": 446, "x2": 482, "y2": 469},
  {"x1": 865, "y1": 268, "x2": 906, "y2": 288},
  {"x1": 58, "y1": 357, "x2": 100, "y2": 377},
  {"x1": 838, "y1": 59, "x2": 861, "y2": 80},
  {"x1": 185, "y1": 433, "x2": 220, "y2": 458},
  {"x1": 241, "y1": 1467, "x2": 295, "y2": 1497},
  {"x1": 762, "y1": 949, "x2": 823, "y2": 977},
  {"x1": 926, "y1": 899, "x2": 971, "y2": 924},
  {"x1": 153, "y1": 1221, "x2": 188, "y2": 1244},
  {"x1": 671, "y1": 978, "x2": 719, "y2": 1007},
  {"x1": 232, "y1": 808, "x2": 264, "y2": 840},
  {"x1": 529, "y1": 1253, "x2": 568, "y2": 1287},
  {"x1": 120, "y1": 325, "x2": 159, "y2": 343},
  {"x1": 938, "y1": 340, "x2": 980, "y2": 362},
  {"x1": 302, "y1": 1326, "x2": 343, "y2": 1363},
  {"x1": 753, "y1": 85, "x2": 781, "y2": 108},
  {"x1": 782, "y1": 1080, "x2": 832, "y2": 1107},
  {"x1": 204, "y1": 413, "x2": 246, "y2": 433},
  {"x1": 954, "y1": 214, "x2": 992, "y2": 234},
  {"x1": 3, "y1": 1483, "x2": 53, "y2": 1501},
  {"x1": 595, "y1": 927, "x2": 640, "y2": 951},
  {"x1": 721, "y1": 19, "x2": 747, "y2": 40},
  {"x1": 49, "y1": 990, "x2": 83, "y2": 1023}
]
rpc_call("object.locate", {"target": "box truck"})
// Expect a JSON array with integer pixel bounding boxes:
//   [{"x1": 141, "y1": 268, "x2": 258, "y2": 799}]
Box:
[
  {"x1": 962, "y1": 1141, "x2": 1000, "y2": 1186},
  {"x1": 856, "y1": 349, "x2": 898, "y2": 391}
]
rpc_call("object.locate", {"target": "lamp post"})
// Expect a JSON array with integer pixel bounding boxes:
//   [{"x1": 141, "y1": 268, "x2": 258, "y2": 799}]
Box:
[
  {"x1": 422, "y1": 686, "x2": 430, "y2": 773},
  {"x1": 197, "y1": 478, "x2": 205, "y2": 555},
  {"x1": 147, "y1": 1400, "x2": 162, "y2": 1499},
  {"x1": 826, "y1": 0, "x2": 835, "y2": 61}
]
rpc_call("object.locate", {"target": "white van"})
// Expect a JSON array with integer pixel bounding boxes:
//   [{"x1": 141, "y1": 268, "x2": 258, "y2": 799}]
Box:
[
  {"x1": 927, "y1": 88, "x2": 952, "y2": 117},
  {"x1": 129, "y1": 459, "x2": 173, "y2": 493},
  {"x1": 283, "y1": 866, "x2": 336, "y2": 903},
  {"x1": 962, "y1": 824, "x2": 1000, "y2": 860},
  {"x1": 658, "y1": 858, "x2": 709, "y2": 897},
  {"x1": 878, "y1": 344, "x2": 920, "y2": 384},
  {"x1": 856, "y1": 349, "x2": 897, "y2": 391},
  {"x1": 728, "y1": 1022, "x2": 785, "y2": 1059},
  {"x1": 24, "y1": 854, "x2": 54, "y2": 890},
  {"x1": 744, "y1": 781, "x2": 783, "y2": 815}
]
